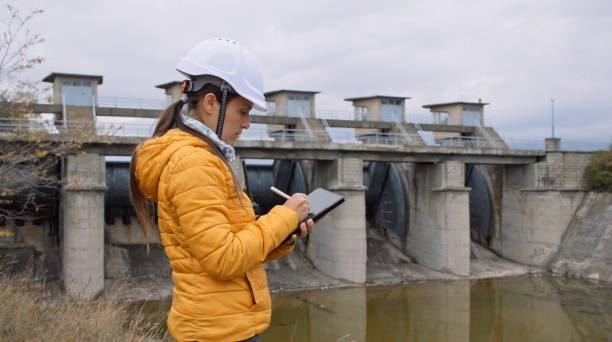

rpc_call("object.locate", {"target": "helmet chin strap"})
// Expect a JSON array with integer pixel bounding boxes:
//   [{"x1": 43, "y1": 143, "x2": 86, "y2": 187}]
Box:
[{"x1": 215, "y1": 84, "x2": 229, "y2": 138}]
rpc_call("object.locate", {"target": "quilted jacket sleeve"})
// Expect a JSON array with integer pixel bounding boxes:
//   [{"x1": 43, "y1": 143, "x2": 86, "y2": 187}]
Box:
[
  {"x1": 264, "y1": 243, "x2": 295, "y2": 262},
  {"x1": 167, "y1": 147, "x2": 298, "y2": 281}
]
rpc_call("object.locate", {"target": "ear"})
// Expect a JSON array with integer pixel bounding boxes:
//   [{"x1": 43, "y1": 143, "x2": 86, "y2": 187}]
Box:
[{"x1": 201, "y1": 93, "x2": 218, "y2": 116}]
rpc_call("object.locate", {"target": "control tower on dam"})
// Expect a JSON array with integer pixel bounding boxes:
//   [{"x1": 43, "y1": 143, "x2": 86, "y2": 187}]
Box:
[{"x1": 0, "y1": 72, "x2": 596, "y2": 299}]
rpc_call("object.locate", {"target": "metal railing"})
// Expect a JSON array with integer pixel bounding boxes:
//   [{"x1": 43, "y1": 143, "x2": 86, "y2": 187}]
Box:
[
  {"x1": 95, "y1": 96, "x2": 168, "y2": 110},
  {"x1": 316, "y1": 109, "x2": 355, "y2": 121},
  {"x1": 267, "y1": 129, "x2": 330, "y2": 143},
  {"x1": 0, "y1": 117, "x2": 156, "y2": 137},
  {"x1": 405, "y1": 113, "x2": 436, "y2": 125},
  {"x1": 251, "y1": 106, "x2": 491, "y2": 126},
  {"x1": 0, "y1": 118, "x2": 508, "y2": 148},
  {"x1": 0, "y1": 117, "x2": 55, "y2": 133},
  {"x1": 356, "y1": 133, "x2": 422, "y2": 145},
  {"x1": 50, "y1": 96, "x2": 169, "y2": 110},
  {"x1": 6, "y1": 117, "x2": 606, "y2": 151},
  {"x1": 436, "y1": 136, "x2": 507, "y2": 149},
  {"x1": 96, "y1": 121, "x2": 156, "y2": 137}
]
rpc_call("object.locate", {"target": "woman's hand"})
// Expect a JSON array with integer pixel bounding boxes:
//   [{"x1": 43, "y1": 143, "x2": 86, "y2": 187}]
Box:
[
  {"x1": 284, "y1": 218, "x2": 315, "y2": 245},
  {"x1": 283, "y1": 193, "x2": 309, "y2": 222}
]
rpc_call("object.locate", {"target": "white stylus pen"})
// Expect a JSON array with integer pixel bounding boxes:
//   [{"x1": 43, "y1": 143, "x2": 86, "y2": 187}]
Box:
[{"x1": 270, "y1": 186, "x2": 291, "y2": 200}]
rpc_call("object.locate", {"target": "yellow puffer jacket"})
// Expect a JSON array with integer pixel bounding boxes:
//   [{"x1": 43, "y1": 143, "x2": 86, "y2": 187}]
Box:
[{"x1": 134, "y1": 129, "x2": 298, "y2": 342}]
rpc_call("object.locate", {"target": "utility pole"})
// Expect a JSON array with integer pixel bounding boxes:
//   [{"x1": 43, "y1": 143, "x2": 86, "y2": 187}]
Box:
[{"x1": 551, "y1": 98, "x2": 555, "y2": 138}]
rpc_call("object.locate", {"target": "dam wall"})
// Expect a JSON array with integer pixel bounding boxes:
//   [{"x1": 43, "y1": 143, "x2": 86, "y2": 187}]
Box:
[
  {"x1": 550, "y1": 192, "x2": 612, "y2": 282},
  {"x1": 2, "y1": 124, "x2": 608, "y2": 300},
  {"x1": 492, "y1": 147, "x2": 595, "y2": 267}
]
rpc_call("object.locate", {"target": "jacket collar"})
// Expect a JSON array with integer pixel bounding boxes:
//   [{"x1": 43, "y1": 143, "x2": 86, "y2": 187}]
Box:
[{"x1": 181, "y1": 114, "x2": 236, "y2": 161}]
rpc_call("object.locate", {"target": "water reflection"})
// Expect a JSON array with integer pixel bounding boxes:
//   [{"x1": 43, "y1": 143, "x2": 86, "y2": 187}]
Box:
[{"x1": 260, "y1": 276, "x2": 612, "y2": 342}]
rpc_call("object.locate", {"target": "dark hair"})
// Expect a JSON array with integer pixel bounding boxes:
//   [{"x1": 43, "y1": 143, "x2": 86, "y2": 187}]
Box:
[{"x1": 129, "y1": 83, "x2": 245, "y2": 251}]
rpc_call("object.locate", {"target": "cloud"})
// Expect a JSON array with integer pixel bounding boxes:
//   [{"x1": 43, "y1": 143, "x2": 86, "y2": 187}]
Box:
[{"x1": 14, "y1": 0, "x2": 612, "y2": 144}]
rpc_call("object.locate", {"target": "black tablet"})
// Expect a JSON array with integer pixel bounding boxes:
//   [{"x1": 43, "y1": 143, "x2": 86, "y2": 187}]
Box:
[
  {"x1": 307, "y1": 188, "x2": 345, "y2": 222},
  {"x1": 281, "y1": 188, "x2": 344, "y2": 244}
]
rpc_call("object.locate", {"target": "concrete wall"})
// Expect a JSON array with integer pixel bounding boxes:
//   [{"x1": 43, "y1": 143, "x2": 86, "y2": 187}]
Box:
[
  {"x1": 310, "y1": 94, "x2": 317, "y2": 117},
  {"x1": 66, "y1": 106, "x2": 95, "y2": 123},
  {"x1": 307, "y1": 158, "x2": 367, "y2": 283},
  {"x1": 407, "y1": 161, "x2": 471, "y2": 275},
  {"x1": 63, "y1": 153, "x2": 106, "y2": 299},
  {"x1": 106, "y1": 216, "x2": 161, "y2": 245},
  {"x1": 427, "y1": 104, "x2": 462, "y2": 125},
  {"x1": 475, "y1": 127, "x2": 509, "y2": 148},
  {"x1": 550, "y1": 192, "x2": 612, "y2": 282},
  {"x1": 493, "y1": 150, "x2": 593, "y2": 267},
  {"x1": 0, "y1": 220, "x2": 61, "y2": 279},
  {"x1": 433, "y1": 131, "x2": 461, "y2": 141},
  {"x1": 350, "y1": 98, "x2": 381, "y2": 121},
  {"x1": 354, "y1": 127, "x2": 381, "y2": 138},
  {"x1": 497, "y1": 185, "x2": 585, "y2": 266},
  {"x1": 264, "y1": 93, "x2": 287, "y2": 116},
  {"x1": 428, "y1": 104, "x2": 464, "y2": 141},
  {"x1": 535, "y1": 151, "x2": 592, "y2": 189},
  {"x1": 53, "y1": 79, "x2": 62, "y2": 104}
]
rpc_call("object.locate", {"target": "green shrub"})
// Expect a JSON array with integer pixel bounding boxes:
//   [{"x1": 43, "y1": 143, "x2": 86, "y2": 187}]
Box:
[{"x1": 584, "y1": 149, "x2": 612, "y2": 192}]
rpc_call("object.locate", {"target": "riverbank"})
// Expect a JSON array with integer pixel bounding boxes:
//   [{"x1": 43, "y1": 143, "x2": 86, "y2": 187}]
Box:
[{"x1": 107, "y1": 232, "x2": 542, "y2": 301}]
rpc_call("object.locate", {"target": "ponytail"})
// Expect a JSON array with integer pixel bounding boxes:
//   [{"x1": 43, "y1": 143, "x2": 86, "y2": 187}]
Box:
[{"x1": 129, "y1": 86, "x2": 247, "y2": 252}]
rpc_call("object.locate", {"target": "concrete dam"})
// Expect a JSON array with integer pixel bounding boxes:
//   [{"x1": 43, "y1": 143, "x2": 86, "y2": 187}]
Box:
[
  {"x1": 1, "y1": 73, "x2": 608, "y2": 300},
  {"x1": 1, "y1": 128, "x2": 599, "y2": 299}
]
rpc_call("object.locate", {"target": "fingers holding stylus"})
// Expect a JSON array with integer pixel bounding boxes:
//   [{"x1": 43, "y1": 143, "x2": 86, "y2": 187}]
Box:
[{"x1": 283, "y1": 193, "x2": 309, "y2": 221}]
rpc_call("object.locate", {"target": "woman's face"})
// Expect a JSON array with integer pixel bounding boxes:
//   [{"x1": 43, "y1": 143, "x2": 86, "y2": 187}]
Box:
[
  {"x1": 194, "y1": 93, "x2": 252, "y2": 146},
  {"x1": 220, "y1": 96, "x2": 252, "y2": 146}
]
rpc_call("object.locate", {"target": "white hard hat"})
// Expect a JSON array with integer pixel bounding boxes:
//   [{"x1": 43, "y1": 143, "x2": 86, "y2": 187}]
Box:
[{"x1": 176, "y1": 38, "x2": 267, "y2": 112}]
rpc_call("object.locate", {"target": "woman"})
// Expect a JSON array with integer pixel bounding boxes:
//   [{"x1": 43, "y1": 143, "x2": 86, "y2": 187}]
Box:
[{"x1": 129, "y1": 38, "x2": 314, "y2": 342}]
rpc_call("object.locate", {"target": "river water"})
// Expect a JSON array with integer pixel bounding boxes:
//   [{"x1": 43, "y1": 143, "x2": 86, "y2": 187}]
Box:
[{"x1": 139, "y1": 275, "x2": 612, "y2": 341}]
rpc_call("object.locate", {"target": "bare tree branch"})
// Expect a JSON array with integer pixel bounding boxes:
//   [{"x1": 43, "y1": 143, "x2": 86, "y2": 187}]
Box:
[
  {"x1": 0, "y1": 5, "x2": 44, "y2": 85},
  {"x1": 0, "y1": 4, "x2": 67, "y2": 222}
]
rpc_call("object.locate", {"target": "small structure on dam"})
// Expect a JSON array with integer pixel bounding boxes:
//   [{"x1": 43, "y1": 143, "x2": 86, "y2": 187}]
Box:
[{"x1": 0, "y1": 71, "x2": 600, "y2": 298}]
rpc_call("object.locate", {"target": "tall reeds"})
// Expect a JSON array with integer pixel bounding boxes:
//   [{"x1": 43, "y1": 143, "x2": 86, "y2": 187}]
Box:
[{"x1": 0, "y1": 266, "x2": 171, "y2": 341}]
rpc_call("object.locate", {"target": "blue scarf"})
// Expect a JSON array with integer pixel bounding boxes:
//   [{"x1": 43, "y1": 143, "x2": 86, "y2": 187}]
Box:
[{"x1": 181, "y1": 114, "x2": 236, "y2": 161}]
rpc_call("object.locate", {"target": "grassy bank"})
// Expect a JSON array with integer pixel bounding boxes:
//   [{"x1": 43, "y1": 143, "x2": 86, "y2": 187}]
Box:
[{"x1": 0, "y1": 268, "x2": 170, "y2": 341}]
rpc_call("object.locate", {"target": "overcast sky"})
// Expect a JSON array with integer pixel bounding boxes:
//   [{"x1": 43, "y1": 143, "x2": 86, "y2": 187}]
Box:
[{"x1": 9, "y1": 0, "x2": 612, "y2": 147}]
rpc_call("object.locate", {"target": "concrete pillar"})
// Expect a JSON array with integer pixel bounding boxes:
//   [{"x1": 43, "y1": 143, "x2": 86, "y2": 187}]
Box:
[
  {"x1": 63, "y1": 153, "x2": 106, "y2": 299},
  {"x1": 545, "y1": 138, "x2": 561, "y2": 151},
  {"x1": 307, "y1": 158, "x2": 367, "y2": 283},
  {"x1": 62, "y1": 106, "x2": 96, "y2": 135},
  {"x1": 408, "y1": 161, "x2": 471, "y2": 276}
]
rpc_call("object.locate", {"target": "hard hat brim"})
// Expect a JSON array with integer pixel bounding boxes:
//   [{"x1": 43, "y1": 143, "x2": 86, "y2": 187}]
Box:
[{"x1": 177, "y1": 60, "x2": 267, "y2": 113}]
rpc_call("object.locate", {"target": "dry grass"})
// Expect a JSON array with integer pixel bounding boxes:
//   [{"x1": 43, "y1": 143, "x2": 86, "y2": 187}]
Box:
[{"x1": 0, "y1": 268, "x2": 172, "y2": 342}]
